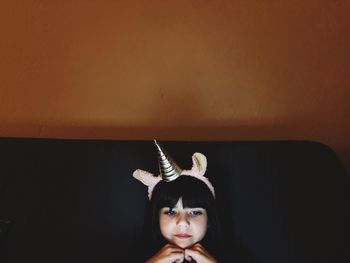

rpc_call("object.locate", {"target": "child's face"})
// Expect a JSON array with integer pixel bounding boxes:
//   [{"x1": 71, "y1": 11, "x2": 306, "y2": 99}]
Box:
[{"x1": 159, "y1": 197, "x2": 208, "y2": 249}]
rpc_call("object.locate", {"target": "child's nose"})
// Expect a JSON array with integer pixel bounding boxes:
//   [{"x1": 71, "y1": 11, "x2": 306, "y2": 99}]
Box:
[{"x1": 176, "y1": 213, "x2": 190, "y2": 228}]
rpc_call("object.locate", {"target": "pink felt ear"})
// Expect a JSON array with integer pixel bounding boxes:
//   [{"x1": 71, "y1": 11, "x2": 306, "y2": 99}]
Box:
[
  {"x1": 181, "y1": 153, "x2": 215, "y2": 198},
  {"x1": 181, "y1": 153, "x2": 207, "y2": 176},
  {"x1": 133, "y1": 169, "x2": 162, "y2": 200},
  {"x1": 192, "y1": 152, "x2": 207, "y2": 176}
]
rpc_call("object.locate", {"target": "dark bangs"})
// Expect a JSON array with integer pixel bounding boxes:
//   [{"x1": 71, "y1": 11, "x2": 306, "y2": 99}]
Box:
[{"x1": 152, "y1": 176, "x2": 214, "y2": 210}]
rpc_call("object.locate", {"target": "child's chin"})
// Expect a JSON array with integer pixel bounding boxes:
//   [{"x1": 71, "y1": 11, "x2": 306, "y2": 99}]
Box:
[{"x1": 174, "y1": 241, "x2": 195, "y2": 249}]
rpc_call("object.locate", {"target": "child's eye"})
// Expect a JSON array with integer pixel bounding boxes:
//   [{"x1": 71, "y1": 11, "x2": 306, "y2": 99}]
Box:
[
  {"x1": 165, "y1": 210, "x2": 177, "y2": 216},
  {"x1": 189, "y1": 210, "x2": 203, "y2": 216}
]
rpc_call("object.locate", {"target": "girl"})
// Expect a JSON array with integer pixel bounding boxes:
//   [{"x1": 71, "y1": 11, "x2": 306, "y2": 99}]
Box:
[{"x1": 133, "y1": 141, "x2": 223, "y2": 263}]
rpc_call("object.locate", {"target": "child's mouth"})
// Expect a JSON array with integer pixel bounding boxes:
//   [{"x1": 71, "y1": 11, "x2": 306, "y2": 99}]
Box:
[{"x1": 174, "y1": 233, "x2": 192, "y2": 239}]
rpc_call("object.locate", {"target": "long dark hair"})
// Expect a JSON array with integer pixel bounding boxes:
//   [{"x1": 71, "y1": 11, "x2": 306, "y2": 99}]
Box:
[{"x1": 147, "y1": 176, "x2": 221, "y2": 256}]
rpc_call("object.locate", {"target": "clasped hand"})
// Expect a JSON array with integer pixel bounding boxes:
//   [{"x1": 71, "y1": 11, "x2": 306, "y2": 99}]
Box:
[{"x1": 146, "y1": 243, "x2": 218, "y2": 263}]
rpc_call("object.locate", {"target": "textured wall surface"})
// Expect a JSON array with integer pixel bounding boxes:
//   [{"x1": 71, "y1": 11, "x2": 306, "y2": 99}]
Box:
[{"x1": 0, "y1": 1, "x2": 349, "y2": 172}]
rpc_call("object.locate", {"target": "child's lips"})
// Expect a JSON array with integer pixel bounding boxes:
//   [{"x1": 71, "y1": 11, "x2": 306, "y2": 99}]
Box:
[{"x1": 174, "y1": 233, "x2": 192, "y2": 239}]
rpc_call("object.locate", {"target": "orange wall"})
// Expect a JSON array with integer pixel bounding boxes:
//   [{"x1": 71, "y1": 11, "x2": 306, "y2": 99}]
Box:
[{"x1": 0, "y1": 1, "x2": 349, "y2": 173}]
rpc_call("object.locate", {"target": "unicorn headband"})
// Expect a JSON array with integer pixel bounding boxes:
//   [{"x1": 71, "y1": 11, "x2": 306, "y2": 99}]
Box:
[{"x1": 133, "y1": 140, "x2": 215, "y2": 200}]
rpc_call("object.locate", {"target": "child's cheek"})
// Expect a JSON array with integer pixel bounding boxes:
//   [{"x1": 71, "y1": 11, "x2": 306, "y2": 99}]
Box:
[{"x1": 159, "y1": 216, "x2": 174, "y2": 232}]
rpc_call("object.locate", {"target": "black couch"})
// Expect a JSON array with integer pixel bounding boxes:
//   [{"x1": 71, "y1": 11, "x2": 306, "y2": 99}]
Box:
[{"x1": 0, "y1": 138, "x2": 349, "y2": 262}]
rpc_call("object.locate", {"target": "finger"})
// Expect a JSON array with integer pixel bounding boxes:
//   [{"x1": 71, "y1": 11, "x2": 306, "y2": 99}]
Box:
[
  {"x1": 167, "y1": 243, "x2": 184, "y2": 250},
  {"x1": 170, "y1": 247, "x2": 185, "y2": 253},
  {"x1": 170, "y1": 251, "x2": 185, "y2": 262},
  {"x1": 164, "y1": 243, "x2": 184, "y2": 253},
  {"x1": 192, "y1": 243, "x2": 204, "y2": 249},
  {"x1": 185, "y1": 254, "x2": 192, "y2": 261},
  {"x1": 190, "y1": 243, "x2": 206, "y2": 253},
  {"x1": 185, "y1": 248, "x2": 201, "y2": 258},
  {"x1": 186, "y1": 245, "x2": 218, "y2": 263}
]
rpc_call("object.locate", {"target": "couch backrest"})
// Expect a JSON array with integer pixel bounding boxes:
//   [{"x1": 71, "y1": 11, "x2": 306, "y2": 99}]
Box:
[{"x1": 0, "y1": 139, "x2": 349, "y2": 262}]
